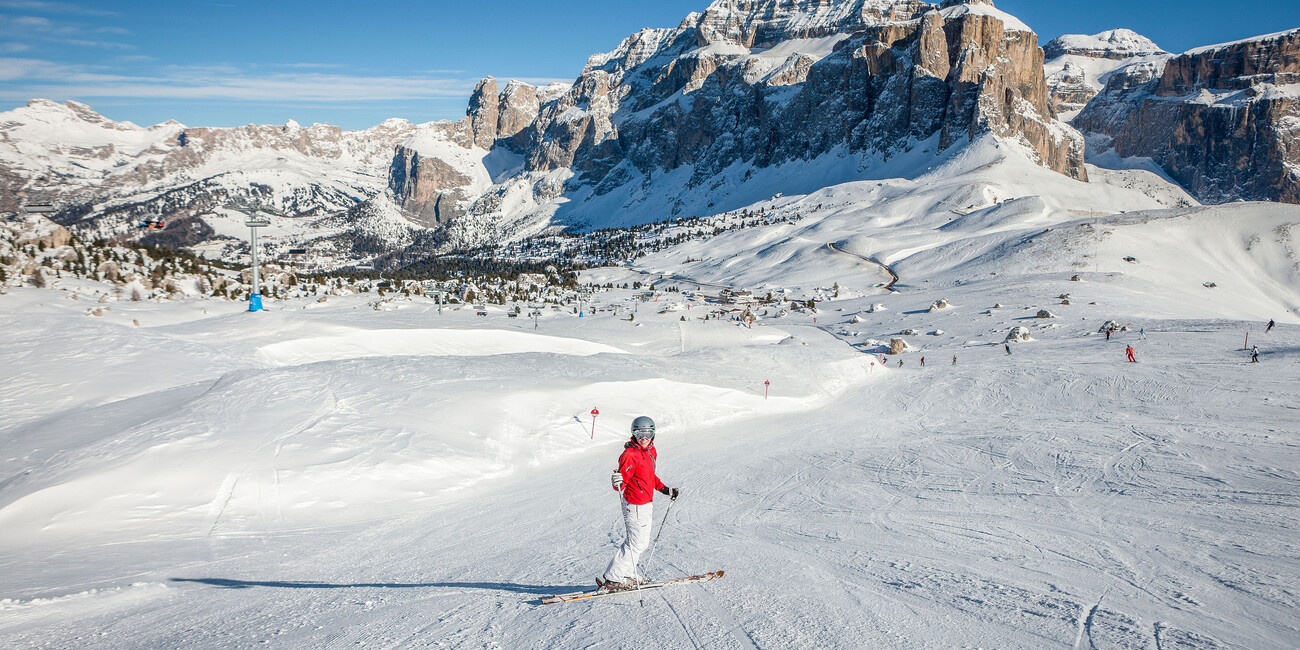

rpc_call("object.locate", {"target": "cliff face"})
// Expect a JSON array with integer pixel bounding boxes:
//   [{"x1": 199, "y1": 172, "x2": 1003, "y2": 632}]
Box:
[
  {"x1": 388, "y1": 77, "x2": 559, "y2": 227},
  {"x1": 1075, "y1": 29, "x2": 1300, "y2": 204},
  {"x1": 1042, "y1": 29, "x2": 1168, "y2": 117},
  {"x1": 3, "y1": 0, "x2": 1093, "y2": 262},
  {"x1": 511, "y1": 0, "x2": 1084, "y2": 194}
]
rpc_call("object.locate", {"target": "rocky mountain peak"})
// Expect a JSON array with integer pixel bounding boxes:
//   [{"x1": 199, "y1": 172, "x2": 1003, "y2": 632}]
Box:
[
  {"x1": 690, "y1": 0, "x2": 932, "y2": 49},
  {"x1": 1044, "y1": 29, "x2": 1166, "y2": 60},
  {"x1": 523, "y1": 0, "x2": 1081, "y2": 197},
  {"x1": 451, "y1": 77, "x2": 556, "y2": 150},
  {"x1": 1075, "y1": 27, "x2": 1300, "y2": 204},
  {"x1": 1042, "y1": 28, "x2": 1168, "y2": 117}
]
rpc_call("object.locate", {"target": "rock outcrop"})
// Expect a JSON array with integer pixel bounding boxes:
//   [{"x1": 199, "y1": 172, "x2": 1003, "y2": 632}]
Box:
[
  {"x1": 1042, "y1": 29, "x2": 1168, "y2": 116},
  {"x1": 3, "y1": 0, "x2": 1098, "y2": 263},
  {"x1": 513, "y1": 0, "x2": 1085, "y2": 194},
  {"x1": 1074, "y1": 28, "x2": 1300, "y2": 204},
  {"x1": 389, "y1": 143, "x2": 477, "y2": 227}
]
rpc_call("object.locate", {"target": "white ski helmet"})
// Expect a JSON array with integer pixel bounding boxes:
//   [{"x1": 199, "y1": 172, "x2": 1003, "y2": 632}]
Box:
[{"x1": 631, "y1": 415, "x2": 655, "y2": 439}]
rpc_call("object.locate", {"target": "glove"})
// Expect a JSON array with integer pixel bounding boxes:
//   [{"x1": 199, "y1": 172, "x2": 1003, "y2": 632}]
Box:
[
  {"x1": 660, "y1": 486, "x2": 680, "y2": 500},
  {"x1": 611, "y1": 470, "x2": 623, "y2": 491}
]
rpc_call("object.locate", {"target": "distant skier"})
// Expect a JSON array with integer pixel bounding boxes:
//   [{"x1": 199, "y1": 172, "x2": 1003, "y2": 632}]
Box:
[
  {"x1": 1266, "y1": 319, "x2": 1275, "y2": 334},
  {"x1": 898, "y1": 359, "x2": 903, "y2": 368},
  {"x1": 1126, "y1": 345, "x2": 1136, "y2": 363},
  {"x1": 599, "y1": 416, "x2": 679, "y2": 593},
  {"x1": 1105, "y1": 329, "x2": 1111, "y2": 341},
  {"x1": 952, "y1": 355, "x2": 957, "y2": 365},
  {"x1": 1005, "y1": 344, "x2": 1011, "y2": 355},
  {"x1": 1139, "y1": 328, "x2": 1146, "y2": 340},
  {"x1": 920, "y1": 357, "x2": 925, "y2": 367},
  {"x1": 1251, "y1": 345, "x2": 1260, "y2": 363}
]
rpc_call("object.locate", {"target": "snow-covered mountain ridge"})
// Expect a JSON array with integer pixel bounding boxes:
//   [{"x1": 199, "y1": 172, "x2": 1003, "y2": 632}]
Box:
[
  {"x1": 1044, "y1": 29, "x2": 1165, "y2": 61},
  {"x1": 1042, "y1": 30, "x2": 1170, "y2": 119},
  {"x1": 1075, "y1": 27, "x2": 1300, "y2": 204},
  {"x1": 2, "y1": 0, "x2": 1298, "y2": 272},
  {"x1": 4, "y1": 0, "x2": 1085, "y2": 269}
]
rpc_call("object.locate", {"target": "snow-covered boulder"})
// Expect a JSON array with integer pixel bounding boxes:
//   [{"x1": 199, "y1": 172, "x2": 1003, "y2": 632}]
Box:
[
  {"x1": 1036, "y1": 310, "x2": 1056, "y2": 319},
  {"x1": 889, "y1": 338, "x2": 911, "y2": 355},
  {"x1": 867, "y1": 303, "x2": 887, "y2": 313},
  {"x1": 1005, "y1": 327, "x2": 1031, "y2": 342},
  {"x1": 929, "y1": 299, "x2": 951, "y2": 312}
]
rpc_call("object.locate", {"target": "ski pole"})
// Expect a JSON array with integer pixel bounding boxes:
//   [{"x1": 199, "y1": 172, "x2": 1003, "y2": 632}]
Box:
[{"x1": 637, "y1": 496, "x2": 676, "y2": 607}]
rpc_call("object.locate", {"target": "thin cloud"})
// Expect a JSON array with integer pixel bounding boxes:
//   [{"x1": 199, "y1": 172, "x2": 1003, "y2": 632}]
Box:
[
  {"x1": 0, "y1": 1, "x2": 116, "y2": 16},
  {"x1": 0, "y1": 12, "x2": 132, "y2": 48},
  {"x1": 0, "y1": 59, "x2": 481, "y2": 102},
  {"x1": 276, "y1": 63, "x2": 348, "y2": 70},
  {"x1": 0, "y1": 57, "x2": 133, "y2": 82},
  {"x1": 61, "y1": 39, "x2": 134, "y2": 49},
  {"x1": 1, "y1": 15, "x2": 54, "y2": 30}
]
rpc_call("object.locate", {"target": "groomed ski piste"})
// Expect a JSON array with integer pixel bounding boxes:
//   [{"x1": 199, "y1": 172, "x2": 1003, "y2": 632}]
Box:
[{"x1": 2, "y1": 138, "x2": 1299, "y2": 648}]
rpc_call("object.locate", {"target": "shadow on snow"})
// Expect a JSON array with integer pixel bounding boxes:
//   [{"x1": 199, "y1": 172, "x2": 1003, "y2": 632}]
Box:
[{"x1": 171, "y1": 577, "x2": 583, "y2": 596}]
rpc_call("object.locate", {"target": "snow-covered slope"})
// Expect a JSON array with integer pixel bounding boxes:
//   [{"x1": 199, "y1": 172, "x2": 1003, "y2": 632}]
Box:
[{"x1": 1, "y1": 118, "x2": 1297, "y2": 646}]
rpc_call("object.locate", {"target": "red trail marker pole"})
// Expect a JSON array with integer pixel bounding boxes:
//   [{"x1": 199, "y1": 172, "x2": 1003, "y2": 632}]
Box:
[
  {"x1": 590, "y1": 408, "x2": 599, "y2": 439},
  {"x1": 764, "y1": 380, "x2": 770, "y2": 399}
]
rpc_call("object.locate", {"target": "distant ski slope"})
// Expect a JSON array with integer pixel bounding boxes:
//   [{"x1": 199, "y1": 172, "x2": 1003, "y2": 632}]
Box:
[{"x1": 1, "y1": 139, "x2": 1298, "y2": 647}]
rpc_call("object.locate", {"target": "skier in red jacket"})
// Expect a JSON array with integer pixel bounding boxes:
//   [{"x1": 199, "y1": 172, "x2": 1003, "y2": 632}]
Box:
[
  {"x1": 1126, "y1": 345, "x2": 1136, "y2": 363},
  {"x1": 598, "y1": 416, "x2": 679, "y2": 592}
]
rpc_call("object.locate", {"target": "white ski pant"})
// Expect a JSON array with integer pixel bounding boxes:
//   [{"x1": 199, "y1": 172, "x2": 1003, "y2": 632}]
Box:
[{"x1": 604, "y1": 498, "x2": 653, "y2": 583}]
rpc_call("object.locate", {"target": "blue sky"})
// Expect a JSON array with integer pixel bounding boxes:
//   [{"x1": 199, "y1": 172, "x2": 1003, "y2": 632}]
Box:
[{"x1": 1, "y1": 0, "x2": 1296, "y2": 130}]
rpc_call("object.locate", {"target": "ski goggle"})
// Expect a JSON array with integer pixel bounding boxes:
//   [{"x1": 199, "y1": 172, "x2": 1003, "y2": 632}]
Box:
[{"x1": 632, "y1": 427, "x2": 655, "y2": 439}]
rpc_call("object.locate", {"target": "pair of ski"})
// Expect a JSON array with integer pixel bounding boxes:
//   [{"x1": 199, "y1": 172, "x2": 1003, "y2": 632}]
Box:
[{"x1": 540, "y1": 571, "x2": 723, "y2": 604}]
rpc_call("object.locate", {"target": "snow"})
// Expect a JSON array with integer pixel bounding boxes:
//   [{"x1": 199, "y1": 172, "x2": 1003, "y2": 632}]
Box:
[
  {"x1": 255, "y1": 328, "x2": 628, "y2": 365},
  {"x1": 1048, "y1": 29, "x2": 1165, "y2": 58},
  {"x1": 1045, "y1": 53, "x2": 1170, "y2": 95},
  {"x1": 0, "y1": 99, "x2": 184, "y2": 156},
  {"x1": 938, "y1": 2, "x2": 1031, "y2": 33},
  {"x1": 1184, "y1": 27, "x2": 1300, "y2": 55},
  {"x1": 2, "y1": 131, "x2": 1300, "y2": 648}
]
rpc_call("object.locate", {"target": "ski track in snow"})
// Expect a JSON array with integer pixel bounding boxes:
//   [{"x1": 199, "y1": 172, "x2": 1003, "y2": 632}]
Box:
[
  {"x1": 2, "y1": 192, "x2": 1300, "y2": 646},
  {"x1": 1, "y1": 299, "x2": 1296, "y2": 649}
]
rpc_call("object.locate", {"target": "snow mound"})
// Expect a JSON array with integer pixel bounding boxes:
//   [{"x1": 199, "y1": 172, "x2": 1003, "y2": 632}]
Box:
[{"x1": 256, "y1": 328, "x2": 627, "y2": 365}]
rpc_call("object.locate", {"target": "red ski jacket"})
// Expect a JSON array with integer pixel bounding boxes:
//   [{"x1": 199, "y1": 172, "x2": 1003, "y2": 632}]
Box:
[{"x1": 617, "y1": 438, "x2": 666, "y2": 505}]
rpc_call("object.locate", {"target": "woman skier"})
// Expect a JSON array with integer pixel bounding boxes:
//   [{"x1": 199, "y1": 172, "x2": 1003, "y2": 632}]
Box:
[{"x1": 598, "y1": 416, "x2": 679, "y2": 592}]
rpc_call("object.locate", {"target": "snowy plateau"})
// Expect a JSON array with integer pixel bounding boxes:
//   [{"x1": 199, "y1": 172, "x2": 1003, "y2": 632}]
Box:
[{"x1": 2, "y1": 1, "x2": 1300, "y2": 649}]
